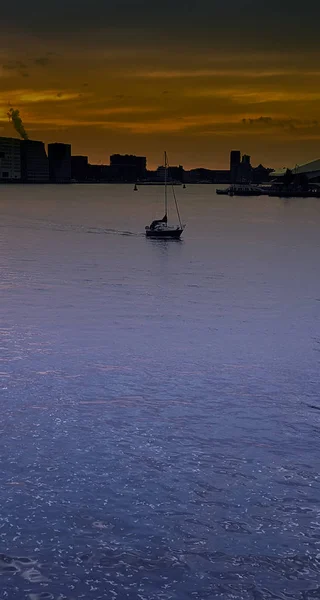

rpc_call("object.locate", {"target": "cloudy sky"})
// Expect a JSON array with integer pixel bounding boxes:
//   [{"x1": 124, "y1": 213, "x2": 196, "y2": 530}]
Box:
[{"x1": 1, "y1": 0, "x2": 319, "y2": 168}]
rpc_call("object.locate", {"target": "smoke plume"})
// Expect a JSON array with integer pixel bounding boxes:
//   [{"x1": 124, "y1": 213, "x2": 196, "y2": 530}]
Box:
[{"x1": 7, "y1": 108, "x2": 29, "y2": 140}]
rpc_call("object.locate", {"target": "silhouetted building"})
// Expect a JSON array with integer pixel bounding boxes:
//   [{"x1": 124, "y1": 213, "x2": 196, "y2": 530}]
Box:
[
  {"x1": 156, "y1": 164, "x2": 184, "y2": 182},
  {"x1": 71, "y1": 156, "x2": 89, "y2": 181},
  {"x1": 48, "y1": 143, "x2": 71, "y2": 183},
  {"x1": 230, "y1": 150, "x2": 241, "y2": 182},
  {"x1": 272, "y1": 159, "x2": 320, "y2": 184},
  {"x1": 183, "y1": 168, "x2": 231, "y2": 184},
  {"x1": 211, "y1": 170, "x2": 230, "y2": 183},
  {"x1": 239, "y1": 154, "x2": 252, "y2": 181},
  {"x1": 182, "y1": 168, "x2": 209, "y2": 183},
  {"x1": 251, "y1": 164, "x2": 273, "y2": 184},
  {"x1": 87, "y1": 164, "x2": 111, "y2": 182},
  {"x1": 110, "y1": 154, "x2": 147, "y2": 182},
  {"x1": 0, "y1": 137, "x2": 21, "y2": 181},
  {"x1": 20, "y1": 140, "x2": 49, "y2": 183}
]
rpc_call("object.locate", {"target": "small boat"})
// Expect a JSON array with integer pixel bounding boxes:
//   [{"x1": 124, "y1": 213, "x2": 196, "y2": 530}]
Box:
[
  {"x1": 216, "y1": 184, "x2": 262, "y2": 196},
  {"x1": 134, "y1": 183, "x2": 138, "y2": 191},
  {"x1": 145, "y1": 152, "x2": 185, "y2": 239},
  {"x1": 230, "y1": 184, "x2": 262, "y2": 196}
]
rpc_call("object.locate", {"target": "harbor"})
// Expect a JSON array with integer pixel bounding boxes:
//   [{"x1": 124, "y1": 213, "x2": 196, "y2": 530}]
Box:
[{"x1": 216, "y1": 158, "x2": 320, "y2": 198}]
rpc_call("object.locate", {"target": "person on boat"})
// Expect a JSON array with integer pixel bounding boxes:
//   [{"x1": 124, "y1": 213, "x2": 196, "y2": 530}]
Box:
[{"x1": 150, "y1": 214, "x2": 167, "y2": 230}]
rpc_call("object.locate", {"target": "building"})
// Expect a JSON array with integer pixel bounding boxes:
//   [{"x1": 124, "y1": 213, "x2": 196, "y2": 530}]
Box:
[
  {"x1": 183, "y1": 168, "x2": 230, "y2": 184},
  {"x1": 230, "y1": 150, "x2": 241, "y2": 182},
  {"x1": 87, "y1": 164, "x2": 111, "y2": 182},
  {"x1": 0, "y1": 137, "x2": 21, "y2": 181},
  {"x1": 272, "y1": 159, "x2": 320, "y2": 183},
  {"x1": 156, "y1": 164, "x2": 184, "y2": 183},
  {"x1": 211, "y1": 170, "x2": 230, "y2": 184},
  {"x1": 20, "y1": 140, "x2": 49, "y2": 183},
  {"x1": 251, "y1": 164, "x2": 273, "y2": 184},
  {"x1": 71, "y1": 155, "x2": 89, "y2": 181},
  {"x1": 239, "y1": 154, "x2": 252, "y2": 181},
  {"x1": 48, "y1": 143, "x2": 71, "y2": 183},
  {"x1": 184, "y1": 168, "x2": 213, "y2": 183},
  {"x1": 110, "y1": 154, "x2": 147, "y2": 182}
]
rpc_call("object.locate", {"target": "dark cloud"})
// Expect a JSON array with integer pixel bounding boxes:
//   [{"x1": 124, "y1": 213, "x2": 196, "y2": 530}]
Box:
[
  {"x1": 34, "y1": 56, "x2": 51, "y2": 66},
  {"x1": 242, "y1": 117, "x2": 319, "y2": 130},
  {"x1": 2, "y1": 55, "x2": 53, "y2": 76},
  {"x1": 2, "y1": 60, "x2": 29, "y2": 77},
  {"x1": 3, "y1": 60, "x2": 27, "y2": 70},
  {"x1": 1, "y1": 0, "x2": 320, "y2": 51},
  {"x1": 243, "y1": 117, "x2": 273, "y2": 125}
]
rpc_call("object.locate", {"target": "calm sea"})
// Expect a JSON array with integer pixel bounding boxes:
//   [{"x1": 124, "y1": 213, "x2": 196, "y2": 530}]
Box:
[{"x1": 0, "y1": 184, "x2": 320, "y2": 599}]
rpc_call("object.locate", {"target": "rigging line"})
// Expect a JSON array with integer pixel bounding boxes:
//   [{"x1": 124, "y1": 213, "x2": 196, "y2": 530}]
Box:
[
  {"x1": 167, "y1": 155, "x2": 183, "y2": 228},
  {"x1": 164, "y1": 150, "x2": 168, "y2": 218},
  {"x1": 172, "y1": 186, "x2": 183, "y2": 228}
]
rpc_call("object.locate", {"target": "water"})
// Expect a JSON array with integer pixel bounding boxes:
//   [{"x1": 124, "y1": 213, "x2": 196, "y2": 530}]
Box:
[{"x1": 0, "y1": 184, "x2": 320, "y2": 599}]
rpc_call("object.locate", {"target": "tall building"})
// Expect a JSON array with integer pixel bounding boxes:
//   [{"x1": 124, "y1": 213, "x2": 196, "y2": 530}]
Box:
[
  {"x1": 239, "y1": 154, "x2": 252, "y2": 181},
  {"x1": 110, "y1": 154, "x2": 147, "y2": 182},
  {"x1": 48, "y1": 143, "x2": 71, "y2": 183},
  {"x1": 230, "y1": 150, "x2": 241, "y2": 183},
  {"x1": 71, "y1": 155, "x2": 89, "y2": 181},
  {"x1": 0, "y1": 137, "x2": 21, "y2": 181},
  {"x1": 20, "y1": 140, "x2": 49, "y2": 183}
]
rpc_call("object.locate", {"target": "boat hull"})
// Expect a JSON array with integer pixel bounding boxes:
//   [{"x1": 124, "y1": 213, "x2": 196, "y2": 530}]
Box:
[
  {"x1": 233, "y1": 190, "x2": 262, "y2": 196},
  {"x1": 216, "y1": 186, "x2": 262, "y2": 196},
  {"x1": 145, "y1": 228, "x2": 183, "y2": 239}
]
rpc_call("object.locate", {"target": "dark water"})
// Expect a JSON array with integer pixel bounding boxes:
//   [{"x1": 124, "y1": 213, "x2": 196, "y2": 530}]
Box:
[{"x1": 1, "y1": 184, "x2": 320, "y2": 599}]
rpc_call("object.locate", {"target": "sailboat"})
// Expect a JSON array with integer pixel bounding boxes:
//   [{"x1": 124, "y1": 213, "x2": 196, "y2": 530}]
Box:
[{"x1": 145, "y1": 152, "x2": 185, "y2": 239}]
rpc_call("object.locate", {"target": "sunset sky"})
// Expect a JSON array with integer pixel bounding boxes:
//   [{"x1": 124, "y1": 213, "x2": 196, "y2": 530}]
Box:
[{"x1": 1, "y1": 0, "x2": 320, "y2": 169}]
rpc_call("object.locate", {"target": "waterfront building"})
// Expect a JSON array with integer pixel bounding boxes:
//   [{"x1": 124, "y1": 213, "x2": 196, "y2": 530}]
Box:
[
  {"x1": 20, "y1": 140, "x2": 49, "y2": 183},
  {"x1": 71, "y1": 156, "x2": 89, "y2": 181},
  {"x1": 48, "y1": 143, "x2": 71, "y2": 183},
  {"x1": 0, "y1": 137, "x2": 21, "y2": 181},
  {"x1": 230, "y1": 150, "x2": 241, "y2": 182},
  {"x1": 239, "y1": 154, "x2": 252, "y2": 181},
  {"x1": 156, "y1": 164, "x2": 184, "y2": 182},
  {"x1": 110, "y1": 154, "x2": 147, "y2": 182},
  {"x1": 272, "y1": 159, "x2": 320, "y2": 183},
  {"x1": 87, "y1": 164, "x2": 111, "y2": 182}
]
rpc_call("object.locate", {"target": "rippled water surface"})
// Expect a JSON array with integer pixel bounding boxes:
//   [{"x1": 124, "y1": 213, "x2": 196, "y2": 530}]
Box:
[{"x1": 1, "y1": 184, "x2": 320, "y2": 599}]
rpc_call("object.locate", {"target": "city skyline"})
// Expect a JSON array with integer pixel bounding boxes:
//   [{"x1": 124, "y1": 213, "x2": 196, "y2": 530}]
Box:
[{"x1": 1, "y1": 0, "x2": 320, "y2": 170}]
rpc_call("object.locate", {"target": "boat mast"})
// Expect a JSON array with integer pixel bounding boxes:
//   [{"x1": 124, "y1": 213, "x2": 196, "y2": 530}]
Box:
[{"x1": 164, "y1": 151, "x2": 168, "y2": 219}]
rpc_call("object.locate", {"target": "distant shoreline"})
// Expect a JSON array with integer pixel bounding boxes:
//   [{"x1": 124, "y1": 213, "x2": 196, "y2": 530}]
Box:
[{"x1": 0, "y1": 180, "x2": 224, "y2": 185}]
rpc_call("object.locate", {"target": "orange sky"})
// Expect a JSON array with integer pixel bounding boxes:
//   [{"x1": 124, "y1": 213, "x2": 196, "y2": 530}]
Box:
[{"x1": 1, "y1": 1, "x2": 320, "y2": 170}]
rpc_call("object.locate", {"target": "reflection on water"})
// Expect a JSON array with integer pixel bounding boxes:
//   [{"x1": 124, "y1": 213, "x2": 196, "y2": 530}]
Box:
[{"x1": 0, "y1": 185, "x2": 320, "y2": 599}]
